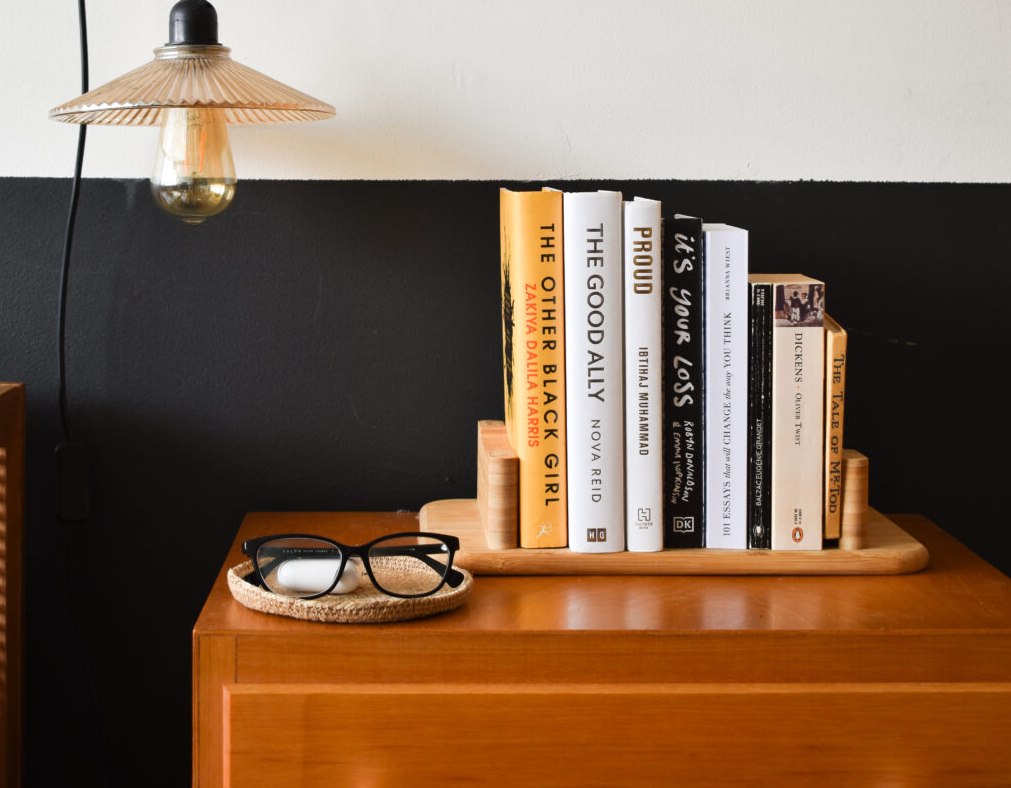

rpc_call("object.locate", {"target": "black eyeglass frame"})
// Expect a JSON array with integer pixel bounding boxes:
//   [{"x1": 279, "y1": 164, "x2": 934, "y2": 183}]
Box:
[{"x1": 241, "y1": 531, "x2": 464, "y2": 600}]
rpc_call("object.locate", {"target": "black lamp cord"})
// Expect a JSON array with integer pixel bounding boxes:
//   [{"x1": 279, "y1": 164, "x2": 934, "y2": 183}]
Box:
[
  {"x1": 60, "y1": 0, "x2": 114, "y2": 785},
  {"x1": 59, "y1": 126, "x2": 86, "y2": 445},
  {"x1": 58, "y1": 0, "x2": 88, "y2": 448}
]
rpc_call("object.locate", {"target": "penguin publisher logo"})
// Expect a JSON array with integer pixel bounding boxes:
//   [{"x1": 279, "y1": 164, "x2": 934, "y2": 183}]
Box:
[{"x1": 792, "y1": 526, "x2": 804, "y2": 542}]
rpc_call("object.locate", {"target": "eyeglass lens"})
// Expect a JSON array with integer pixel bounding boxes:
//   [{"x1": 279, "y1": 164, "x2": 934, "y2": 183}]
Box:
[
  {"x1": 256, "y1": 537, "x2": 343, "y2": 597},
  {"x1": 367, "y1": 535, "x2": 452, "y2": 596}
]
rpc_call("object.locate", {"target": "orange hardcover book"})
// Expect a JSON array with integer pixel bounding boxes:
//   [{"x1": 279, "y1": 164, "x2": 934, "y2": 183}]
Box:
[
  {"x1": 500, "y1": 188, "x2": 567, "y2": 547},
  {"x1": 823, "y1": 313, "x2": 847, "y2": 540}
]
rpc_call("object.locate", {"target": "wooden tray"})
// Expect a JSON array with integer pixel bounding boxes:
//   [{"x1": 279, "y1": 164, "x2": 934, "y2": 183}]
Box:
[
  {"x1": 420, "y1": 499, "x2": 929, "y2": 576},
  {"x1": 419, "y1": 421, "x2": 929, "y2": 576}
]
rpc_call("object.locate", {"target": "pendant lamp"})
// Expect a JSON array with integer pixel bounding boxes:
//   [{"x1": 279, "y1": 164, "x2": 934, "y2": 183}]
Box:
[{"x1": 50, "y1": 0, "x2": 335, "y2": 224}]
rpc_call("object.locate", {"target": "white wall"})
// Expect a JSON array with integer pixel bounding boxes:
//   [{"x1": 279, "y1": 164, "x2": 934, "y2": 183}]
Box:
[{"x1": 4, "y1": 0, "x2": 1011, "y2": 182}]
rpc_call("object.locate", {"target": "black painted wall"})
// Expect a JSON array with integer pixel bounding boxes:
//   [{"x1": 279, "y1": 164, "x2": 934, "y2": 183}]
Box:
[{"x1": 2, "y1": 177, "x2": 1010, "y2": 787}]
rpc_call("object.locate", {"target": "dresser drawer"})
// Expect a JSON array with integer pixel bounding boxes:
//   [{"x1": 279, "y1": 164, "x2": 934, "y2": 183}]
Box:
[{"x1": 223, "y1": 681, "x2": 1011, "y2": 787}]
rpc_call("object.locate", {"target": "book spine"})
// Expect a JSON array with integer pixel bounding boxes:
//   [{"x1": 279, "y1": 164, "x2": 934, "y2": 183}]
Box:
[
  {"x1": 564, "y1": 190, "x2": 625, "y2": 553},
  {"x1": 661, "y1": 216, "x2": 705, "y2": 547},
  {"x1": 500, "y1": 188, "x2": 568, "y2": 548},
  {"x1": 747, "y1": 282, "x2": 772, "y2": 548},
  {"x1": 623, "y1": 197, "x2": 663, "y2": 552},
  {"x1": 500, "y1": 192, "x2": 516, "y2": 444},
  {"x1": 703, "y1": 226, "x2": 748, "y2": 549},
  {"x1": 770, "y1": 281, "x2": 825, "y2": 549},
  {"x1": 823, "y1": 314, "x2": 847, "y2": 541}
]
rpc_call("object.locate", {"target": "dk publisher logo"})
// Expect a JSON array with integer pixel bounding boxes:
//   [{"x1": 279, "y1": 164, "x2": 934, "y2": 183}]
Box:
[{"x1": 672, "y1": 517, "x2": 695, "y2": 533}]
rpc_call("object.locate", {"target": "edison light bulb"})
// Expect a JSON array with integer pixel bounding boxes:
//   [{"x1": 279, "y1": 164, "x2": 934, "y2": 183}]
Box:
[{"x1": 151, "y1": 107, "x2": 236, "y2": 225}]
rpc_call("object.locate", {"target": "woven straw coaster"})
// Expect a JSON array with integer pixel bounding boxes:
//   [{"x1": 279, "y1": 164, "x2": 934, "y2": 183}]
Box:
[{"x1": 227, "y1": 560, "x2": 473, "y2": 623}]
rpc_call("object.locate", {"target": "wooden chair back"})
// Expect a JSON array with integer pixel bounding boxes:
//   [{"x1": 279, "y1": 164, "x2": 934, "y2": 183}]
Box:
[{"x1": 0, "y1": 384, "x2": 25, "y2": 788}]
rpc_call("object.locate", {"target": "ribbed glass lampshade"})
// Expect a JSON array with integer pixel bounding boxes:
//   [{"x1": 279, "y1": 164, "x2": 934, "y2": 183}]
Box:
[{"x1": 50, "y1": 44, "x2": 335, "y2": 126}]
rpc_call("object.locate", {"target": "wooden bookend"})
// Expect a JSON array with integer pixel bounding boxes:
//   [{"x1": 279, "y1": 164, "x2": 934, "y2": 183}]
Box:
[
  {"x1": 420, "y1": 431, "x2": 927, "y2": 573},
  {"x1": 839, "y1": 449, "x2": 870, "y2": 551},
  {"x1": 477, "y1": 420, "x2": 518, "y2": 550}
]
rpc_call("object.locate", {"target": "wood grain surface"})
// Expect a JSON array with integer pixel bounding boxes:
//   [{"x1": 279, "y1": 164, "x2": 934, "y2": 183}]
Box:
[
  {"x1": 430, "y1": 422, "x2": 916, "y2": 573},
  {"x1": 224, "y1": 682, "x2": 1011, "y2": 788},
  {"x1": 0, "y1": 384, "x2": 25, "y2": 788},
  {"x1": 476, "y1": 420, "x2": 518, "y2": 549},
  {"x1": 194, "y1": 512, "x2": 1011, "y2": 788},
  {"x1": 420, "y1": 498, "x2": 928, "y2": 575},
  {"x1": 839, "y1": 449, "x2": 870, "y2": 550},
  {"x1": 193, "y1": 635, "x2": 235, "y2": 788}
]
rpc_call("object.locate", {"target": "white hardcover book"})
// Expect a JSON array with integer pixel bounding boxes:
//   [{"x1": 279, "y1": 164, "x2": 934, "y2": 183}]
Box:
[
  {"x1": 703, "y1": 224, "x2": 748, "y2": 549},
  {"x1": 766, "y1": 275, "x2": 825, "y2": 550},
  {"x1": 623, "y1": 197, "x2": 663, "y2": 552},
  {"x1": 564, "y1": 190, "x2": 625, "y2": 553}
]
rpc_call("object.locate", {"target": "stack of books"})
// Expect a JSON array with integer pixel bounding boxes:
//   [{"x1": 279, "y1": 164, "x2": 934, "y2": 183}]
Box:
[{"x1": 500, "y1": 188, "x2": 847, "y2": 553}]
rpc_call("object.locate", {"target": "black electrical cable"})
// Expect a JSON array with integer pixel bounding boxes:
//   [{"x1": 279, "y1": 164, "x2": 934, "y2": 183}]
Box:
[
  {"x1": 58, "y1": 0, "x2": 88, "y2": 445},
  {"x1": 58, "y1": 123, "x2": 86, "y2": 445},
  {"x1": 60, "y1": 0, "x2": 114, "y2": 785}
]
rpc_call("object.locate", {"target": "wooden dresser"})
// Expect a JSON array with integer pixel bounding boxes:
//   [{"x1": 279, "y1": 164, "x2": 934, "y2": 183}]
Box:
[{"x1": 194, "y1": 511, "x2": 1011, "y2": 787}]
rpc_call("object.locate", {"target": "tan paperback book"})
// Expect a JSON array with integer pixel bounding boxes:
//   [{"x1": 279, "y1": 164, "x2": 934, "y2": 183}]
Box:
[
  {"x1": 747, "y1": 273, "x2": 825, "y2": 550},
  {"x1": 823, "y1": 314, "x2": 847, "y2": 540}
]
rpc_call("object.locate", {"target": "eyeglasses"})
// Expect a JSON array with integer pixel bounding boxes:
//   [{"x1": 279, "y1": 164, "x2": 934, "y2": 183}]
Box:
[{"x1": 241, "y1": 532, "x2": 464, "y2": 600}]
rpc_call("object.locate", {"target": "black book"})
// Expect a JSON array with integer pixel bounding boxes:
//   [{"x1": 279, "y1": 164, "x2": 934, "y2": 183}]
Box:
[
  {"x1": 662, "y1": 215, "x2": 705, "y2": 548},
  {"x1": 747, "y1": 281, "x2": 772, "y2": 548}
]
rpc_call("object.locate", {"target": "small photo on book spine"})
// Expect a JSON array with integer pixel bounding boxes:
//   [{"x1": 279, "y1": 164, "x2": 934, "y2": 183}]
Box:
[{"x1": 774, "y1": 283, "x2": 825, "y2": 328}]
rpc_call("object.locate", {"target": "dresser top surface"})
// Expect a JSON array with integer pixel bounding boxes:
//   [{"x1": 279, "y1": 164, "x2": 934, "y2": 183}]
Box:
[{"x1": 195, "y1": 512, "x2": 1011, "y2": 638}]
